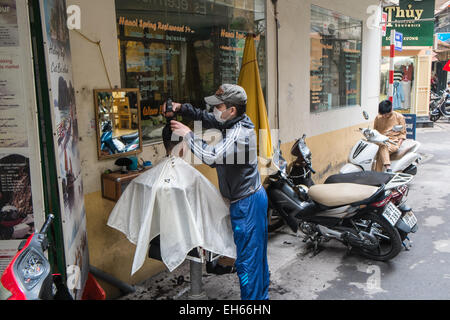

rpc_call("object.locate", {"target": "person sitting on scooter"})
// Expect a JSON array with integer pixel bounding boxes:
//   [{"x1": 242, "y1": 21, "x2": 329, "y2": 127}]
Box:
[{"x1": 374, "y1": 100, "x2": 407, "y2": 172}]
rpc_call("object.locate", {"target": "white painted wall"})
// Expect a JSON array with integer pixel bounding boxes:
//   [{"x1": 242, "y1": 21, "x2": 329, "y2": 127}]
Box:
[{"x1": 265, "y1": 0, "x2": 382, "y2": 143}]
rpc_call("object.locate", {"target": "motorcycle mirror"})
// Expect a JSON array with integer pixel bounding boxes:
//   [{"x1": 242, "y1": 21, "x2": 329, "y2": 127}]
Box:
[
  {"x1": 362, "y1": 110, "x2": 369, "y2": 121},
  {"x1": 39, "y1": 214, "x2": 55, "y2": 235}
]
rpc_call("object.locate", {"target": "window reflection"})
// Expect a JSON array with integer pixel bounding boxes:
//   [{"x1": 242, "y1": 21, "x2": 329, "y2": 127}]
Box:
[
  {"x1": 116, "y1": 0, "x2": 266, "y2": 144},
  {"x1": 310, "y1": 5, "x2": 362, "y2": 113}
]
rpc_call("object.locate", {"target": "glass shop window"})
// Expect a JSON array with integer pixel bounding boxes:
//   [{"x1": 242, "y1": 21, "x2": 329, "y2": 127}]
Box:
[
  {"x1": 380, "y1": 56, "x2": 415, "y2": 114},
  {"x1": 116, "y1": 0, "x2": 267, "y2": 144},
  {"x1": 310, "y1": 5, "x2": 362, "y2": 113}
]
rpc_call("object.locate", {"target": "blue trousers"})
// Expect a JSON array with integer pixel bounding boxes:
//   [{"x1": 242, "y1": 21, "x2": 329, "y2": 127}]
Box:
[{"x1": 230, "y1": 187, "x2": 270, "y2": 300}]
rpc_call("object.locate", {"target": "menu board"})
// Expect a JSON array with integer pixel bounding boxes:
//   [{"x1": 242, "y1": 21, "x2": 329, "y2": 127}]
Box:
[
  {"x1": 0, "y1": 0, "x2": 18, "y2": 47},
  {"x1": 0, "y1": 0, "x2": 46, "y2": 275}
]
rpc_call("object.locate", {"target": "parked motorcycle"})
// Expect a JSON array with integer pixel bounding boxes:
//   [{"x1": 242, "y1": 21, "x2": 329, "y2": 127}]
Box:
[
  {"x1": 429, "y1": 89, "x2": 450, "y2": 122},
  {"x1": 430, "y1": 90, "x2": 442, "y2": 109},
  {"x1": 101, "y1": 120, "x2": 140, "y2": 155},
  {"x1": 0, "y1": 214, "x2": 72, "y2": 300},
  {"x1": 340, "y1": 112, "x2": 420, "y2": 175},
  {"x1": 264, "y1": 135, "x2": 418, "y2": 260}
]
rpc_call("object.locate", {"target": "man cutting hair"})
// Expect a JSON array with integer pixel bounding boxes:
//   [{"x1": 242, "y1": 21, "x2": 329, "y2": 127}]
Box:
[{"x1": 164, "y1": 84, "x2": 270, "y2": 300}]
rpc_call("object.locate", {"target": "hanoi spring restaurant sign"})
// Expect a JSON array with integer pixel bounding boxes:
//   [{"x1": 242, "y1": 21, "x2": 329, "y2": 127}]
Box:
[{"x1": 382, "y1": 0, "x2": 435, "y2": 47}]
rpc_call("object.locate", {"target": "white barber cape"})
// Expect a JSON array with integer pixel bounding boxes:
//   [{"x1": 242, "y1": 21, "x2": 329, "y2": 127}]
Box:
[{"x1": 107, "y1": 156, "x2": 236, "y2": 275}]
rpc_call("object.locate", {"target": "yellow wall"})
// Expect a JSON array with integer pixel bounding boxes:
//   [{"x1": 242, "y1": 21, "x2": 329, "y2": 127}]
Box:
[
  {"x1": 84, "y1": 160, "x2": 219, "y2": 299},
  {"x1": 279, "y1": 123, "x2": 367, "y2": 184},
  {"x1": 84, "y1": 122, "x2": 364, "y2": 298},
  {"x1": 84, "y1": 191, "x2": 165, "y2": 297}
]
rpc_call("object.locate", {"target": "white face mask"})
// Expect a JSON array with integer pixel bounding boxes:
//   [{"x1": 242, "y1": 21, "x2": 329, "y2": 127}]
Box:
[{"x1": 213, "y1": 107, "x2": 227, "y2": 123}]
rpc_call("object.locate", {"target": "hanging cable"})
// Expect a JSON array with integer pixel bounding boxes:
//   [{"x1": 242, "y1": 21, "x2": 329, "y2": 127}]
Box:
[{"x1": 72, "y1": 30, "x2": 113, "y2": 89}]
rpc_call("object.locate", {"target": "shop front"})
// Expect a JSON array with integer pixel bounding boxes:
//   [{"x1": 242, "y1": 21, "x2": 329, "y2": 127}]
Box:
[
  {"x1": 115, "y1": 0, "x2": 267, "y2": 145},
  {"x1": 63, "y1": 0, "x2": 269, "y2": 298},
  {"x1": 1, "y1": 0, "x2": 389, "y2": 299},
  {"x1": 380, "y1": 0, "x2": 435, "y2": 127},
  {"x1": 433, "y1": 3, "x2": 450, "y2": 92},
  {"x1": 66, "y1": 0, "x2": 385, "y2": 298}
]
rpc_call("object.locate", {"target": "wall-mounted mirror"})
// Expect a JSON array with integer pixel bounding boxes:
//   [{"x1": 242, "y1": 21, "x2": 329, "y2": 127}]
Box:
[{"x1": 94, "y1": 88, "x2": 142, "y2": 160}]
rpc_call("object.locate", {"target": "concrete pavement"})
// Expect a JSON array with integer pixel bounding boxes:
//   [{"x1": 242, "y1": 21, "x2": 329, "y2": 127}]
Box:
[{"x1": 119, "y1": 121, "x2": 450, "y2": 300}]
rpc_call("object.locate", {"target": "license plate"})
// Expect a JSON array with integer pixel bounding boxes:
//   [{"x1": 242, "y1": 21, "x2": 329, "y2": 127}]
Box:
[
  {"x1": 382, "y1": 202, "x2": 402, "y2": 226},
  {"x1": 401, "y1": 211, "x2": 418, "y2": 229}
]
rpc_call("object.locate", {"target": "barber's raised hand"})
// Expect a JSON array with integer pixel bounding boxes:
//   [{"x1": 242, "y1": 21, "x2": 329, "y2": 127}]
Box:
[
  {"x1": 170, "y1": 120, "x2": 192, "y2": 137},
  {"x1": 163, "y1": 101, "x2": 182, "y2": 118}
]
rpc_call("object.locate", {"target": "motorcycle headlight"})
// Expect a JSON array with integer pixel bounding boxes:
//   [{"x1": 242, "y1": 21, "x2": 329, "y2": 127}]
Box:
[{"x1": 16, "y1": 248, "x2": 49, "y2": 291}]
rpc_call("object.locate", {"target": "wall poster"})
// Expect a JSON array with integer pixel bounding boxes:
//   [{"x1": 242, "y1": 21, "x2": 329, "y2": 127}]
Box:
[
  {"x1": 0, "y1": 0, "x2": 46, "y2": 275},
  {"x1": 0, "y1": 0, "x2": 18, "y2": 47},
  {"x1": 39, "y1": 0, "x2": 89, "y2": 299}
]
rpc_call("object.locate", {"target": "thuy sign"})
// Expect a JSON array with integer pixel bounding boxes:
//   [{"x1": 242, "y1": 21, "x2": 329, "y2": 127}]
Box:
[{"x1": 382, "y1": 0, "x2": 435, "y2": 47}]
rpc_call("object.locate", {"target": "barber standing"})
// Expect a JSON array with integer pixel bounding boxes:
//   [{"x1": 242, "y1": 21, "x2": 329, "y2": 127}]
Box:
[{"x1": 164, "y1": 84, "x2": 270, "y2": 300}]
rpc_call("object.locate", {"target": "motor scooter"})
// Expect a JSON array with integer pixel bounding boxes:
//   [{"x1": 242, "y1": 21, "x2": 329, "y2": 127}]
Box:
[
  {"x1": 101, "y1": 120, "x2": 140, "y2": 155},
  {"x1": 264, "y1": 134, "x2": 418, "y2": 256},
  {"x1": 0, "y1": 214, "x2": 72, "y2": 300},
  {"x1": 430, "y1": 89, "x2": 450, "y2": 122},
  {"x1": 340, "y1": 112, "x2": 420, "y2": 175}
]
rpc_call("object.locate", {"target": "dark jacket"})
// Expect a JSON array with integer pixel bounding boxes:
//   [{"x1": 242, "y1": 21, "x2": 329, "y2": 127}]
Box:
[{"x1": 180, "y1": 103, "x2": 261, "y2": 201}]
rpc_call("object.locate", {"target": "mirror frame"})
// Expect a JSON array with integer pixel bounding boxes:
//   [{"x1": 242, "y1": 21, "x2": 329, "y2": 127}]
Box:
[{"x1": 94, "y1": 88, "x2": 143, "y2": 161}]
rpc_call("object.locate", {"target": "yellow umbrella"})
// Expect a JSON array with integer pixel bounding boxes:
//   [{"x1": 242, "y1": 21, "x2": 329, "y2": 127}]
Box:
[{"x1": 238, "y1": 34, "x2": 273, "y2": 159}]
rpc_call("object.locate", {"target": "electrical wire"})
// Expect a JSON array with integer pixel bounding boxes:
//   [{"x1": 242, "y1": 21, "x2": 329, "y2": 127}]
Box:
[{"x1": 72, "y1": 29, "x2": 113, "y2": 89}]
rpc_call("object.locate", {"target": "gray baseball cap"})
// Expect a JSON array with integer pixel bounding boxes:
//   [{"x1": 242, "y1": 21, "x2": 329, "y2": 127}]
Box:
[{"x1": 204, "y1": 84, "x2": 247, "y2": 107}]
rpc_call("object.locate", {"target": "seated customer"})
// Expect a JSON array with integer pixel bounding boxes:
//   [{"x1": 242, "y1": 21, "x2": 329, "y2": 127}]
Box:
[
  {"x1": 107, "y1": 124, "x2": 236, "y2": 275},
  {"x1": 374, "y1": 100, "x2": 407, "y2": 172}
]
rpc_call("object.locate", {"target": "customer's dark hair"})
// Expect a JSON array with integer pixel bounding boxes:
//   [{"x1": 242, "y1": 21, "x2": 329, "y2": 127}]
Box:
[
  {"x1": 162, "y1": 124, "x2": 182, "y2": 153},
  {"x1": 378, "y1": 99, "x2": 393, "y2": 115},
  {"x1": 225, "y1": 101, "x2": 246, "y2": 117}
]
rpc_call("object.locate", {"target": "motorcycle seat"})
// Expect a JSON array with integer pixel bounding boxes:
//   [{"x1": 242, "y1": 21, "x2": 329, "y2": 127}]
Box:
[
  {"x1": 390, "y1": 140, "x2": 419, "y2": 161},
  {"x1": 308, "y1": 183, "x2": 379, "y2": 207},
  {"x1": 324, "y1": 171, "x2": 393, "y2": 187},
  {"x1": 120, "y1": 132, "x2": 139, "y2": 143}
]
